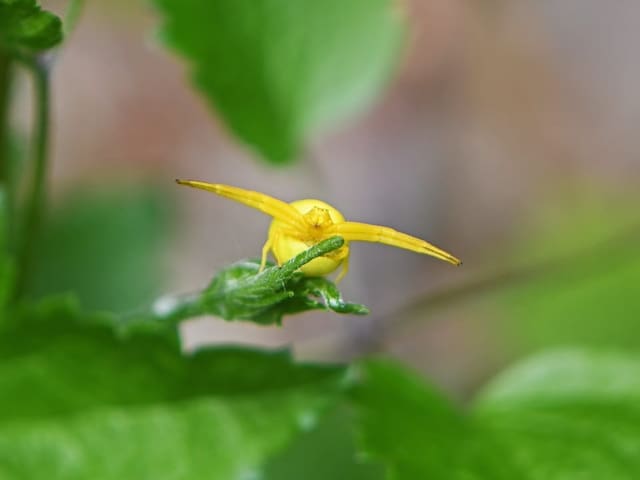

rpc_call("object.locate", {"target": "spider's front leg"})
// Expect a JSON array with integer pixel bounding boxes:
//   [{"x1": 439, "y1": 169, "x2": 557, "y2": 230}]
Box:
[
  {"x1": 259, "y1": 236, "x2": 274, "y2": 273},
  {"x1": 335, "y1": 256, "x2": 350, "y2": 283},
  {"x1": 260, "y1": 228, "x2": 286, "y2": 272},
  {"x1": 259, "y1": 226, "x2": 298, "y2": 272}
]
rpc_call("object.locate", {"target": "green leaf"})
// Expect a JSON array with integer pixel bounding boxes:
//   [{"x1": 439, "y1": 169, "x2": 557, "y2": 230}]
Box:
[
  {"x1": 26, "y1": 185, "x2": 173, "y2": 312},
  {"x1": 121, "y1": 236, "x2": 368, "y2": 329},
  {"x1": 0, "y1": 298, "x2": 347, "y2": 479},
  {"x1": 152, "y1": 0, "x2": 404, "y2": 164},
  {"x1": 264, "y1": 406, "x2": 384, "y2": 480},
  {"x1": 351, "y1": 349, "x2": 640, "y2": 479},
  {"x1": 0, "y1": 0, "x2": 63, "y2": 53},
  {"x1": 475, "y1": 349, "x2": 640, "y2": 480},
  {"x1": 350, "y1": 359, "x2": 514, "y2": 479}
]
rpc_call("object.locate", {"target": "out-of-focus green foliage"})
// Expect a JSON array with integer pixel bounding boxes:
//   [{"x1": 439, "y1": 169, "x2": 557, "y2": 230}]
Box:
[
  {"x1": 495, "y1": 192, "x2": 640, "y2": 353},
  {"x1": 25, "y1": 186, "x2": 172, "y2": 312},
  {"x1": 5, "y1": 292, "x2": 640, "y2": 479},
  {"x1": 152, "y1": 0, "x2": 404, "y2": 164},
  {"x1": 0, "y1": 0, "x2": 63, "y2": 53},
  {"x1": 0, "y1": 297, "x2": 347, "y2": 479},
  {"x1": 351, "y1": 349, "x2": 640, "y2": 479}
]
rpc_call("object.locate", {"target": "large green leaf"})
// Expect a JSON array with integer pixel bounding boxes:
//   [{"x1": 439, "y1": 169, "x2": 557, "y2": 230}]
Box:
[
  {"x1": 0, "y1": 0, "x2": 63, "y2": 53},
  {"x1": 475, "y1": 349, "x2": 640, "y2": 480},
  {"x1": 350, "y1": 359, "x2": 514, "y2": 479},
  {"x1": 0, "y1": 298, "x2": 347, "y2": 479},
  {"x1": 26, "y1": 185, "x2": 173, "y2": 312},
  {"x1": 351, "y1": 349, "x2": 640, "y2": 479},
  {"x1": 264, "y1": 406, "x2": 384, "y2": 480},
  {"x1": 152, "y1": 0, "x2": 404, "y2": 164}
]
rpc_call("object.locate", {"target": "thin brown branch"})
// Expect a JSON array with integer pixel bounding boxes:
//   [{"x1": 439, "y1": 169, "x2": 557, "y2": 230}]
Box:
[{"x1": 364, "y1": 222, "x2": 640, "y2": 351}]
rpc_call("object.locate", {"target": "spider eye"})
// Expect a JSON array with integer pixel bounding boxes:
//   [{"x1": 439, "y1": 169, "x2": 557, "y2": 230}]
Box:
[{"x1": 304, "y1": 207, "x2": 333, "y2": 228}]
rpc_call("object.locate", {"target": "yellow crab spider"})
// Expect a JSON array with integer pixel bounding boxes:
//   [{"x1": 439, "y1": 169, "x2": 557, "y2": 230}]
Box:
[{"x1": 176, "y1": 180, "x2": 462, "y2": 282}]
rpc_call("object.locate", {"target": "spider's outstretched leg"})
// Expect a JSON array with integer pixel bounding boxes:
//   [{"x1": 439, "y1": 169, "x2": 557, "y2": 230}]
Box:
[
  {"x1": 329, "y1": 221, "x2": 461, "y2": 266},
  {"x1": 175, "y1": 180, "x2": 306, "y2": 230},
  {"x1": 335, "y1": 256, "x2": 349, "y2": 283},
  {"x1": 259, "y1": 233, "x2": 275, "y2": 272}
]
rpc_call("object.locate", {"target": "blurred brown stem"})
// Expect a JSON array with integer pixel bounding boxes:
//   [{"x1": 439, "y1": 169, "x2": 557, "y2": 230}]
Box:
[
  {"x1": 361, "y1": 222, "x2": 640, "y2": 353},
  {"x1": 0, "y1": 52, "x2": 14, "y2": 259}
]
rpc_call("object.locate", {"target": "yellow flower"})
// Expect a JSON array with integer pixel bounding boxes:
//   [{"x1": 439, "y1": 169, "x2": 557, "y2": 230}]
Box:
[{"x1": 176, "y1": 180, "x2": 461, "y2": 282}]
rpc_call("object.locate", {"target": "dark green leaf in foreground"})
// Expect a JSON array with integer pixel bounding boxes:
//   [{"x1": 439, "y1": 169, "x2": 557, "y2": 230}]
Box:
[
  {"x1": 474, "y1": 349, "x2": 640, "y2": 480},
  {"x1": 122, "y1": 236, "x2": 368, "y2": 329},
  {"x1": 153, "y1": 0, "x2": 404, "y2": 164},
  {"x1": 26, "y1": 185, "x2": 173, "y2": 312},
  {"x1": 0, "y1": 298, "x2": 347, "y2": 479},
  {"x1": 264, "y1": 406, "x2": 384, "y2": 480},
  {"x1": 350, "y1": 359, "x2": 513, "y2": 480},
  {"x1": 0, "y1": 0, "x2": 63, "y2": 53},
  {"x1": 351, "y1": 349, "x2": 640, "y2": 479}
]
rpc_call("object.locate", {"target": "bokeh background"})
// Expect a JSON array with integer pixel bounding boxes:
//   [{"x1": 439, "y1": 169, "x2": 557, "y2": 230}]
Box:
[{"x1": 32, "y1": 0, "x2": 640, "y2": 400}]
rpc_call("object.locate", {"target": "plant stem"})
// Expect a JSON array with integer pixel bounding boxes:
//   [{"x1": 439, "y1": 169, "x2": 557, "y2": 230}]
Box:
[
  {"x1": 64, "y1": 0, "x2": 87, "y2": 36},
  {"x1": 119, "y1": 292, "x2": 207, "y2": 328},
  {"x1": 0, "y1": 52, "x2": 11, "y2": 186},
  {"x1": 0, "y1": 51, "x2": 13, "y2": 264},
  {"x1": 14, "y1": 58, "x2": 51, "y2": 298}
]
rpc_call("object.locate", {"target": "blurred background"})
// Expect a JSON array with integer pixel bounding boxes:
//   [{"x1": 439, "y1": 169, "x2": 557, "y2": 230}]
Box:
[{"x1": 30, "y1": 0, "x2": 640, "y2": 401}]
